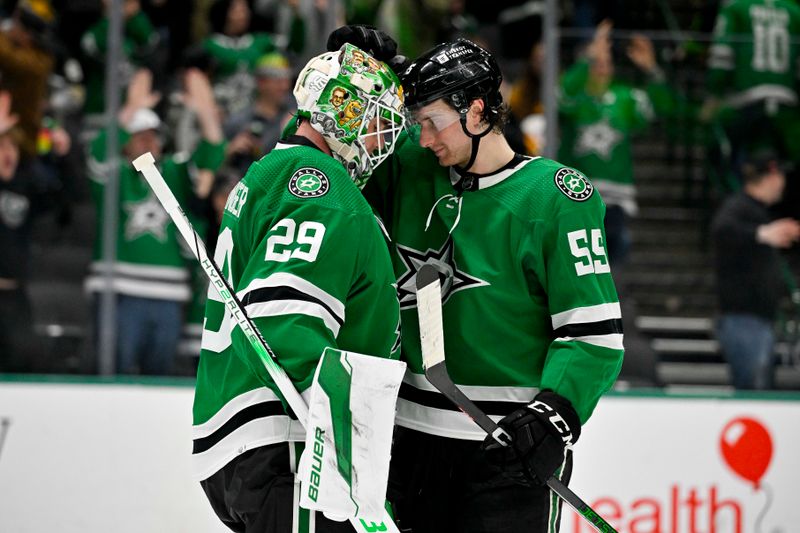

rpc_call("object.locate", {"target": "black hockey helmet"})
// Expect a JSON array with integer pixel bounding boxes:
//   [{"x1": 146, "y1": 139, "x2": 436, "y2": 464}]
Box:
[
  {"x1": 401, "y1": 39, "x2": 504, "y2": 172},
  {"x1": 401, "y1": 39, "x2": 503, "y2": 123}
]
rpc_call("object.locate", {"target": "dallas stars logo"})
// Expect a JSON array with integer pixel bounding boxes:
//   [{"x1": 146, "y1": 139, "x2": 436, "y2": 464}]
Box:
[
  {"x1": 123, "y1": 193, "x2": 170, "y2": 242},
  {"x1": 575, "y1": 117, "x2": 623, "y2": 160},
  {"x1": 289, "y1": 167, "x2": 330, "y2": 198},
  {"x1": 395, "y1": 238, "x2": 489, "y2": 309},
  {"x1": 554, "y1": 167, "x2": 593, "y2": 202}
]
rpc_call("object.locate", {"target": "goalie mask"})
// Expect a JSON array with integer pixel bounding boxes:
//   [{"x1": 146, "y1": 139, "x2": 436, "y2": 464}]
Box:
[{"x1": 294, "y1": 43, "x2": 405, "y2": 188}]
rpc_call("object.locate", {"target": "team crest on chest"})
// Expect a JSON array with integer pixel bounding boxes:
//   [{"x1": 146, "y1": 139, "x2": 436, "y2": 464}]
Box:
[
  {"x1": 395, "y1": 238, "x2": 489, "y2": 309},
  {"x1": 554, "y1": 167, "x2": 593, "y2": 201},
  {"x1": 289, "y1": 167, "x2": 330, "y2": 198}
]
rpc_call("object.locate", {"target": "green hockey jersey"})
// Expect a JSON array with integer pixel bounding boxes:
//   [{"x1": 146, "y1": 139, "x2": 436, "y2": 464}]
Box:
[
  {"x1": 80, "y1": 12, "x2": 159, "y2": 115},
  {"x1": 364, "y1": 130, "x2": 624, "y2": 440},
  {"x1": 202, "y1": 32, "x2": 276, "y2": 114},
  {"x1": 191, "y1": 138, "x2": 401, "y2": 480},
  {"x1": 558, "y1": 59, "x2": 674, "y2": 215},
  {"x1": 708, "y1": 0, "x2": 800, "y2": 109},
  {"x1": 85, "y1": 127, "x2": 224, "y2": 301}
]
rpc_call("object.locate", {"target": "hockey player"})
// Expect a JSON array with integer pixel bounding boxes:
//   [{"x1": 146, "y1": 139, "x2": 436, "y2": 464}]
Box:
[
  {"x1": 193, "y1": 43, "x2": 405, "y2": 533},
  {"x1": 358, "y1": 38, "x2": 625, "y2": 532}
]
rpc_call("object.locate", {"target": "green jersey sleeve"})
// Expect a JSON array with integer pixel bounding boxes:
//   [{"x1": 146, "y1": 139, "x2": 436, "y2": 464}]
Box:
[{"x1": 525, "y1": 181, "x2": 624, "y2": 423}]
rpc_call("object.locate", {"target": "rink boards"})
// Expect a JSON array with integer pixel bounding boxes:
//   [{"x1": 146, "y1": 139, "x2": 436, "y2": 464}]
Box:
[{"x1": 0, "y1": 377, "x2": 798, "y2": 533}]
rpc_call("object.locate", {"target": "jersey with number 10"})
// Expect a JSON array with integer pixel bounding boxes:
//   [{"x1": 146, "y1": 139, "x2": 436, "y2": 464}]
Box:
[
  {"x1": 364, "y1": 130, "x2": 624, "y2": 440},
  {"x1": 708, "y1": 0, "x2": 800, "y2": 107},
  {"x1": 191, "y1": 139, "x2": 401, "y2": 480}
]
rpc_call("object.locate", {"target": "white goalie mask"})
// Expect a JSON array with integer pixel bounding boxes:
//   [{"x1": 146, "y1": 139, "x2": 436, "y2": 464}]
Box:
[{"x1": 294, "y1": 43, "x2": 406, "y2": 188}]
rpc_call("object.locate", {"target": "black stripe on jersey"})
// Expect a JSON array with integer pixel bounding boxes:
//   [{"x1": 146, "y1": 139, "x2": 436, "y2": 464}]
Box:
[
  {"x1": 192, "y1": 401, "x2": 287, "y2": 454},
  {"x1": 399, "y1": 383, "x2": 525, "y2": 417},
  {"x1": 553, "y1": 318, "x2": 623, "y2": 339},
  {"x1": 242, "y1": 286, "x2": 344, "y2": 327}
]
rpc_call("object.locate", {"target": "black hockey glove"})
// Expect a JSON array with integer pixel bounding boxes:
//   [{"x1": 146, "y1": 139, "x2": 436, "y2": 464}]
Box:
[
  {"x1": 482, "y1": 390, "x2": 581, "y2": 486},
  {"x1": 326, "y1": 24, "x2": 398, "y2": 62}
]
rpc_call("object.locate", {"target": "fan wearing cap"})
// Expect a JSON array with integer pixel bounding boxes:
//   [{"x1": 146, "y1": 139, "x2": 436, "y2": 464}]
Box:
[
  {"x1": 223, "y1": 52, "x2": 296, "y2": 174},
  {"x1": 191, "y1": 43, "x2": 405, "y2": 533},
  {"x1": 711, "y1": 150, "x2": 800, "y2": 390},
  {"x1": 85, "y1": 68, "x2": 224, "y2": 376}
]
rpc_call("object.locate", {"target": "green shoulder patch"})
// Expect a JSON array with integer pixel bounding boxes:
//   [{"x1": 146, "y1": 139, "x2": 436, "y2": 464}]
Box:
[
  {"x1": 554, "y1": 167, "x2": 593, "y2": 202},
  {"x1": 288, "y1": 167, "x2": 330, "y2": 198}
]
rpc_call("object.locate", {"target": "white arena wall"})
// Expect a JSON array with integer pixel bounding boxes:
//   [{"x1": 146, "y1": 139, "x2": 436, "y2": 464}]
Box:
[{"x1": 0, "y1": 377, "x2": 798, "y2": 533}]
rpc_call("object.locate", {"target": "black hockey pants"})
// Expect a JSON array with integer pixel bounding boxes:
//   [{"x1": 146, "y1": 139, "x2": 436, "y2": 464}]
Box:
[{"x1": 388, "y1": 427, "x2": 573, "y2": 533}]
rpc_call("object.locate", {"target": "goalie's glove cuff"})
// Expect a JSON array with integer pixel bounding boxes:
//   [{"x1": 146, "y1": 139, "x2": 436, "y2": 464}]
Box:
[{"x1": 482, "y1": 390, "x2": 580, "y2": 486}]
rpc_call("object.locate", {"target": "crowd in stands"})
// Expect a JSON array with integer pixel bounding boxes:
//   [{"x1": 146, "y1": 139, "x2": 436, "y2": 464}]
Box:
[{"x1": 0, "y1": 0, "x2": 798, "y2": 390}]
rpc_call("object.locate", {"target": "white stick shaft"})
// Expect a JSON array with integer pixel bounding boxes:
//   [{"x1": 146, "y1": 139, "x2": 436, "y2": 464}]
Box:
[
  {"x1": 132, "y1": 152, "x2": 399, "y2": 533},
  {"x1": 133, "y1": 152, "x2": 308, "y2": 421}
]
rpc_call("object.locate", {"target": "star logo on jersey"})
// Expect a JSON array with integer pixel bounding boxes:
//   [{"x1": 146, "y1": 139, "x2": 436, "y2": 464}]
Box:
[
  {"x1": 554, "y1": 167, "x2": 593, "y2": 202},
  {"x1": 395, "y1": 238, "x2": 489, "y2": 309},
  {"x1": 0, "y1": 190, "x2": 30, "y2": 229},
  {"x1": 575, "y1": 117, "x2": 623, "y2": 160},
  {"x1": 288, "y1": 167, "x2": 330, "y2": 198},
  {"x1": 123, "y1": 193, "x2": 170, "y2": 242}
]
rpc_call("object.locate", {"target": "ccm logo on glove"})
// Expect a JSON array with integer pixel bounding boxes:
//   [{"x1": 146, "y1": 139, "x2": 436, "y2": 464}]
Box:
[{"x1": 527, "y1": 400, "x2": 575, "y2": 446}]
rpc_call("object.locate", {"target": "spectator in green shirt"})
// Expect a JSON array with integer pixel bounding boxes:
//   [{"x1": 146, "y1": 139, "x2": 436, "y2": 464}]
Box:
[
  {"x1": 80, "y1": 0, "x2": 159, "y2": 119},
  {"x1": 86, "y1": 68, "x2": 224, "y2": 375},
  {"x1": 559, "y1": 19, "x2": 674, "y2": 265},
  {"x1": 201, "y1": 0, "x2": 276, "y2": 116}
]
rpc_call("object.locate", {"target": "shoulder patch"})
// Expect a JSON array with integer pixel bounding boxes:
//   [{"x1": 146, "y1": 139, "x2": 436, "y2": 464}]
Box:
[
  {"x1": 288, "y1": 167, "x2": 330, "y2": 198},
  {"x1": 554, "y1": 167, "x2": 593, "y2": 202}
]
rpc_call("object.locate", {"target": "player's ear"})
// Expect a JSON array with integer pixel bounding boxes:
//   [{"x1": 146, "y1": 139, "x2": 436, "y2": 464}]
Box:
[{"x1": 468, "y1": 99, "x2": 486, "y2": 123}]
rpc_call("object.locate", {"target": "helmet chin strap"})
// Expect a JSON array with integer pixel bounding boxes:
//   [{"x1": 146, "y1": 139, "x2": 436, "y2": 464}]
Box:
[{"x1": 456, "y1": 113, "x2": 493, "y2": 173}]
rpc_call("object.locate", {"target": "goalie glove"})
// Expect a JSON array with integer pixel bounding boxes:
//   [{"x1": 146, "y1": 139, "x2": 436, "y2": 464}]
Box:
[
  {"x1": 326, "y1": 25, "x2": 398, "y2": 62},
  {"x1": 482, "y1": 390, "x2": 581, "y2": 486}
]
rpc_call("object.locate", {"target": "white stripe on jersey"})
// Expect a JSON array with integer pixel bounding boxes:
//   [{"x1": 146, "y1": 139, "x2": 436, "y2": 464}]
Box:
[
  {"x1": 709, "y1": 44, "x2": 734, "y2": 70},
  {"x1": 403, "y1": 371, "x2": 538, "y2": 402},
  {"x1": 238, "y1": 273, "x2": 345, "y2": 337},
  {"x1": 245, "y1": 300, "x2": 342, "y2": 337},
  {"x1": 397, "y1": 372, "x2": 538, "y2": 440},
  {"x1": 191, "y1": 388, "x2": 309, "y2": 481},
  {"x1": 193, "y1": 387, "x2": 282, "y2": 439},
  {"x1": 395, "y1": 398, "x2": 505, "y2": 441},
  {"x1": 191, "y1": 416, "x2": 304, "y2": 481},
  {"x1": 550, "y1": 302, "x2": 621, "y2": 329},
  {"x1": 84, "y1": 275, "x2": 191, "y2": 301},
  {"x1": 90, "y1": 260, "x2": 190, "y2": 281},
  {"x1": 239, "y1": 273, "x2": 345, "y2": 321},
  {"x1": 554, "y1": 333, "x2": 624, "y2": 351}
]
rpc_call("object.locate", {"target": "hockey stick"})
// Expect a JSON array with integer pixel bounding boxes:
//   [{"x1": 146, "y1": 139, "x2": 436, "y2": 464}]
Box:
[
  {"x1": 415, "y1": 264, "x2": 618, "y2": 533},
  {"x1": 132, "y1": 152, "x2": 399, "y2": 533}
]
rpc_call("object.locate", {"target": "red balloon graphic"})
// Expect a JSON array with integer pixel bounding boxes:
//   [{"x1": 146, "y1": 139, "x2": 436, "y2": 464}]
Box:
[{"x1": 720, "y1": 417, "x2": 773, "y2": 489}]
